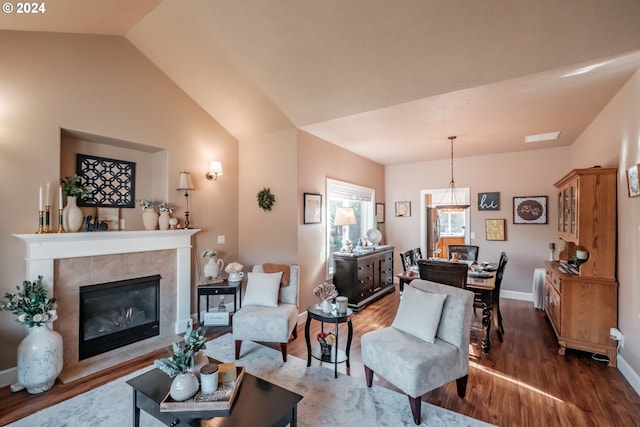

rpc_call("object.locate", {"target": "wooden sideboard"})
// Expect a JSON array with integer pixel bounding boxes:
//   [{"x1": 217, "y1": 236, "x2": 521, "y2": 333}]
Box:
[
  {"x1": 332, "y1": 246, "x2": 394, "y2": 312},
  {"x1": 545, "y1": 167, "x2": 618, "y2": 366}
]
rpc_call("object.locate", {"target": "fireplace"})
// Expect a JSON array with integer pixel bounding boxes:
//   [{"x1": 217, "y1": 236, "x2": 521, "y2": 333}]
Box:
[{"x1": 79, "y1": 275, "x2": 161, "y2": 360}]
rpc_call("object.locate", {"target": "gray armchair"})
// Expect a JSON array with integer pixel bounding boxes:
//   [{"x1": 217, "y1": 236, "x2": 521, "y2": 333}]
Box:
[
  {"x1": 361, "y1": 279, "x2": 473, "y2": 424},
  {"x1": 233, "y1": 265, "x2": 299, "y2": 362}
]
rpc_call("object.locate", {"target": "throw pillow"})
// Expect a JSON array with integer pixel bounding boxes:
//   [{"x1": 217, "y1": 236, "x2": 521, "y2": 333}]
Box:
[
  {"x1": 391, "y1": 285, "x2": 447, "y2": 343},
  {"x1": 242, "y1": 272, "x2": 283, "y2": 307}
]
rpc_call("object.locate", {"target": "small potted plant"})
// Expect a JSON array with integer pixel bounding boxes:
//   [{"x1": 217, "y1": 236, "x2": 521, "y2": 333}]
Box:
[
  {"x1": 60, "y1": 175, "x2": 92, "y2": 232},
  {"x1": 154, "y1": 326, "x2": 207, "y2": 401},
  {"x1": 225, "y1": 261, "x2": 245, "y2": 282},
  {"x1": 137, "y1": 199, "x2": 159, "y2": 230},
  {"x1": 317, "y1": 332, "x2": 336, "y2": 361},
  {"x1": 158, "y1": 202, "x2": 173, "y2": 230}
]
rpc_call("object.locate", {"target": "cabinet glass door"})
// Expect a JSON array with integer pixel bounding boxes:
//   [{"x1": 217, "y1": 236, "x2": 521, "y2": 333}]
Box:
[
  {"x1": 570, "y1": 185, "x2": 576, "y2": 235},
  {"x1": 557, "y1": 191, "x2": 563, "y2": 233},
  {"x1": 563, "y1": 189, "x2": 569, "y2": 232}
]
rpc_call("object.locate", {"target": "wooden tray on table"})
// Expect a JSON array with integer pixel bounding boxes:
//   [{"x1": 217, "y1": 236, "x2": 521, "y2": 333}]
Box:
[{"x1": 160, "y1": 366, "x2": 245, "y2": 412}]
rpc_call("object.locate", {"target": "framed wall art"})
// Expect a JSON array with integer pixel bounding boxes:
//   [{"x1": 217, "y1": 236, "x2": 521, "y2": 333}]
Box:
[
  {"x1": 485, "y1": 219, "x2": 506, "y2": 241},
  {"x1": 627, "y1": 164, "x2": 640, "y2": 197},
  {"x1": 513, "y1": 196, "x2": 547, "y2": 224},
  {"x1": 303, "y1": 193, "x2": 322, "y2": 224},
  {"x1": 76, "y1": 154, "x2": 136, "y2": 208},
  {"x1": 376, "y1": 203, "x2": 385, "y2": 223},
  {"x1": 395, "y1": 201, "x2": 411, "y2": 217},
  {"x1": 478, "y1": 192, "x2": 500, "y2": 211}
]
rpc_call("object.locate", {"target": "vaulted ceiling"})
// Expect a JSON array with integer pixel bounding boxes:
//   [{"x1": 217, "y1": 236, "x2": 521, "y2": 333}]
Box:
[{"x1": 3, "y1": 0, "x2": 640, "y2": 164}]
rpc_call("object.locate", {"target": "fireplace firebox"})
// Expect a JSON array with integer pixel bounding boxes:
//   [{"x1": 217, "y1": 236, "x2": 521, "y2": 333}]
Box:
[{"x1": 79, "y1": 275, "x2": 160, "y2": 360}]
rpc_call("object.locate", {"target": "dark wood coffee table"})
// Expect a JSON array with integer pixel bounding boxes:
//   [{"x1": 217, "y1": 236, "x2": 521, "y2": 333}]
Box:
[{"x1": 126, "y1": 360, "x2": 303, "y2": 427}]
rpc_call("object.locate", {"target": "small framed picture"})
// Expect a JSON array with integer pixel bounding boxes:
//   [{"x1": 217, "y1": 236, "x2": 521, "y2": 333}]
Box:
[
  {"x1": 478, "y1": 192, "x2": 500, "y2": 211},
  {"x1": 303, "y1": 193, "x2": 322, "y2": 224},
  {"x1": 395, "y1": 201, "x2": 411, "y2": 217},
  {"x1": 513, "y1": 196, "x2": 547, "y2": 224},
  {"x1": 376, "y1": 203, "x2": 385, "y2": 223},
  {"x1": 485, "y1": 219, "x2": 506, "y2": 241},
  {"x1": 627, "y1": 165, "x2": 640, "y2": 197}
]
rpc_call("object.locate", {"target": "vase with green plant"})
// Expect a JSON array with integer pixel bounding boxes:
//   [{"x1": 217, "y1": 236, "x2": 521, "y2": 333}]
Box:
[
  {"x1": 154, "y1": 326, "x2": 207, "y2": 401},
  {"x1": 138, "y1": 199, "x2": 159, "y2": 230},
  {"x1": 60, "y1": 174, "x2": 92, "y2": 232},
  {"x1": 202, "y1": 249, "x2": 224, "y2": 280},
  {"x1": 158, "y1": 202, "x2": 173, "y2": 230},
  {"x1": 1, "y1": 276, "x2": 63, "y2": 394}
]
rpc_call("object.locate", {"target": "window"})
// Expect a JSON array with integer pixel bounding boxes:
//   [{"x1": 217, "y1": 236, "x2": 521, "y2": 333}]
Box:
[
  {"x1": 326, "y1": 179, "x2": 375, "y2": 275},
  {"x1": 438, "y1": 211, "x2": 466, "y2": 236}
]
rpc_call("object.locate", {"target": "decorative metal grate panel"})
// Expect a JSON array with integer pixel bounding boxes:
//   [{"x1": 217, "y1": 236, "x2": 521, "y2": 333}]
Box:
[{"x1": 76, "y1": 154, "x2": 136, "y2": 208}]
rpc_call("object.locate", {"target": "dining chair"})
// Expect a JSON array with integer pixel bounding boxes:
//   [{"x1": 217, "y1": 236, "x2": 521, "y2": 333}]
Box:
[
  {"x1": 447, "y1": 245, "x2": 479, "y2": 262},
  {"x1": 417, "y1": 259, "x2": 468, "y2": 288},
  {"x1": 412, "y1": 247, "x2": 423, "y2": 262},
  {"x1": 472, "y1": 252, "x2": 508, "y2": 341},
  {"x1": 400, "y1": 250, "x2": 416, "y2": 272}
]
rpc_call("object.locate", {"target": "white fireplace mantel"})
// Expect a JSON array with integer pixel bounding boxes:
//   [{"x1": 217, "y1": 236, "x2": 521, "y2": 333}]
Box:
[{"x1": 14, "y1": 229, "x2": 200, "y2": 334}]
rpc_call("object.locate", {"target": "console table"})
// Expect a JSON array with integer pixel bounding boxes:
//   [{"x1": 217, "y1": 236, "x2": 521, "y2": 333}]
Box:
[
  {"x1": 197, "y1": 280, "x2": 242, "y2": 327},
  {"x1": 332, "y1": 246, "x2": 394, "y2": 311}
]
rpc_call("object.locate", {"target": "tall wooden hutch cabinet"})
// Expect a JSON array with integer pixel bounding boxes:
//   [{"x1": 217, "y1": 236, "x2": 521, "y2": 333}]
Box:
[{"x1": 545, "y1": 167, "x2": 618, "y2": 366}]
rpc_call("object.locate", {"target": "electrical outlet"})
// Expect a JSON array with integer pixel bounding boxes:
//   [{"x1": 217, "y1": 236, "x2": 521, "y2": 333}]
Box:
[{"x1": 610, "y1": 327, "x2": 624, "y2": 347}]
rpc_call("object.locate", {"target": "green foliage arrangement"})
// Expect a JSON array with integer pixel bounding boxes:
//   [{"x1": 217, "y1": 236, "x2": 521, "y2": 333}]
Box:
[
  {"x1": 153, "y1": 326, "x2": 207, "y2": 377},
  {"x1": 257, "y1": 187, "x2": 276, "y2": 211},
  {"x1": 1, "y1": 276, "x2": 58, "y2": 328},
  {"x1": 60, "y1": 174, "x2": 92, "y2": 199}
]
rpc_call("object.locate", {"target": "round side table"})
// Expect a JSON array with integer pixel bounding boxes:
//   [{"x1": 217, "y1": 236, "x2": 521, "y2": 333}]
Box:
[{"x1": 304, "y1": 304, "x2": 353, "y2": 378}]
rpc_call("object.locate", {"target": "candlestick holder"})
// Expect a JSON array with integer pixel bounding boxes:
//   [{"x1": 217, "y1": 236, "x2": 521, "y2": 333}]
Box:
[
  {"x1": 57, "y1": 208, "x2": 65, "y2": 233},
  {"x1": 43, "y1": 205, "x2": 51, "y2": 233},
  {"x1": 36, "y1": 211, "x2": 44, "y2": 234}
]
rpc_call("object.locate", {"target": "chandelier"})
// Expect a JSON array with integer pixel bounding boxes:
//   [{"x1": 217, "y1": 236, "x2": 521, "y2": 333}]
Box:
[{"x1": 436, "y1": 136, "x2": 470, "y2": 212}]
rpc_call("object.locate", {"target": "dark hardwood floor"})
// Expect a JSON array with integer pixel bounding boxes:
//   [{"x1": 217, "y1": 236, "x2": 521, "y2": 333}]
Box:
[{"x1": 1, "y1": 285, "x2": 639, "y2": 426}]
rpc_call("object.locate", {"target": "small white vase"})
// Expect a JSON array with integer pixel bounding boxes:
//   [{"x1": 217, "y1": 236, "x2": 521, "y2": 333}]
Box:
[
  {"x1": 228, "y1": 271, "x2": 244, "y2": 282},
  {"x1": 64, "y1": 196, "x2": 83, "y2": 232},
  {"x1": 142, "y1": 209, "x2": 159, "y2": 230},
  {"x1": 17, "y1": 324, "x2": 64, "y2": 394},
  {"x1": 169, "y1": 372, "x2": 199, "y2": 401},
  {"x1": 321, "y1": 299, "x2": 333, "y2": 313},
  {"x1": 158, "y1": 212, "x2": 170, "y2": 230},
  {"x1": 204, "y1": 257, "x2": 224, "y2": 279}
]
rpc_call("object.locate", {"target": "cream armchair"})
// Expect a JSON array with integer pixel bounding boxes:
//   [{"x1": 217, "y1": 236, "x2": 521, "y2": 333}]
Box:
[
  {"x1": 361, "y1": 279, "x2": 473, "y2": 424},
  {"x1": 233, "y1": 265, "x2": 299, "y2": 362}
]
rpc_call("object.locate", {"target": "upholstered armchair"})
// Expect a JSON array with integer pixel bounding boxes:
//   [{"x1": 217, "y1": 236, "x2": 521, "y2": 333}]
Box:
[
  {"x1": 233, "y1": 264, "x2": 299, "y2": 362},
  {"x1": 361, "y1": 279, "x2": 473, "y2": 424}
]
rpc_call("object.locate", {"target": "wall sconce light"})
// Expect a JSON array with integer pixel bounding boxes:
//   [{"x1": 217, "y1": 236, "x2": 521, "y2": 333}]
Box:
[
  {"x1": 176, "y1": 171, "x2": 195, "y2": 229},
  {"x1": 205, "y1": 161, "x2": 223, "y2": 181}
]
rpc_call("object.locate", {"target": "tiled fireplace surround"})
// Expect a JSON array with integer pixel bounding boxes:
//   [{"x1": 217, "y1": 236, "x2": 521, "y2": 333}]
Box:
[{"x1": 14, "y1": 230, "x2": 199, "y2": 383}]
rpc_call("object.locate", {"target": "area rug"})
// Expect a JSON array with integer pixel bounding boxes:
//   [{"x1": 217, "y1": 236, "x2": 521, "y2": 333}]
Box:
[{"x1": 8, "y1": 333, "x2": 493, "y2": 426}]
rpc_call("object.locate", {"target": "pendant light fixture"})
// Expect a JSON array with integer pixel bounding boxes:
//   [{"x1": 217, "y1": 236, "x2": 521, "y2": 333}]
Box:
[{"x1": 436, "y1": 136, "x2": 470, "y2": 212}]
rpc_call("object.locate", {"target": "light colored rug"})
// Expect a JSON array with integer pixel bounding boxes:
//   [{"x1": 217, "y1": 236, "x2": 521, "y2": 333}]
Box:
[{"x1": 8, "y1": 333, "x2": 493, "y2": 426}]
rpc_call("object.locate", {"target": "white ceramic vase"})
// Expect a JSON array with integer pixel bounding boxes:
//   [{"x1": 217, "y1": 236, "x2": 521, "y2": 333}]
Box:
[
  {"x1": 158, "y1": 212, "x2": 170, "y2": 230},
  {"x1": 63, "y1": 196, "x2": 83, "y2": 232},
  {"x1": 321, "y1": 299, "x2": 333, "y2": 313},
  {"x1": 17, "y1": 324, "x2": 63, "y2": 394},
  {"x1": 204, "y1": 257, "x2": 224, "y2": 279},
  {"x1": 142, "y1": 209, "x2": 159, "y2": 230},
  {"x1": 169, "y1": 372, "x2": 199, "y2": 401}
]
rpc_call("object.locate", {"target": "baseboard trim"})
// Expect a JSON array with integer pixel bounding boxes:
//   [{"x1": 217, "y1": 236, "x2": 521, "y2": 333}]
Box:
[
  {"x1": 617, "y1": 354, "x2": 640, "y2": 397},
  {"x1": 501, "y1": 290, "x2": 533, "y2": 302},
  {"x1": 0, "y1": 366, "x2": 17, "y2": 389}
]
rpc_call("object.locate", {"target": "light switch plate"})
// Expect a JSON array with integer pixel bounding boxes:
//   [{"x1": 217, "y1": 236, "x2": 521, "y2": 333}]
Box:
[{"x1": 217, "y1": 235, "x2": 225, "y2": 244}]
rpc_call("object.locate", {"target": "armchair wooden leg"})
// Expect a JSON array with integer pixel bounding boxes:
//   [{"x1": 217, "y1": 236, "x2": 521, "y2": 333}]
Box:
[
  {"x1": 234, "y1": 340, "x2": 241, "y2": 360},
  {"x1": 280, "y1": 343, "x2": 288, "y2": 362},
  {"x1": 456, "y1": 375, "x2": 468, "y2": 398},
  {"x1": 408, "y1": 395, "x2": 422, "y2": 424},
  {"x1": 364, "y1": 365, "x2": 374, "y2": 387}
]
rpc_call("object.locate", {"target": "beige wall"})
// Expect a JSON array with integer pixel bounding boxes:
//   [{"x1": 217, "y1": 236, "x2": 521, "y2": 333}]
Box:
[
  {"x1": 0, "y1": 31, "x2": 239, "y2": 369},
  {"x1": 385, "y1": 147, "x2": 571, "y2": 295},
  {"x1": 570, "y1": 68, "x2": 640, "y2": 378},
  {"x1": 296, "y1": 130, "x2": 385, "y2": 311}
]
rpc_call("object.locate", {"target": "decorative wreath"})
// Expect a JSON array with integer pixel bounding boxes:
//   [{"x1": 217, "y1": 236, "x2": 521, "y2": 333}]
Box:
[{"x1": 257, "y1": 187, "x2": 276, "y2": 211}]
